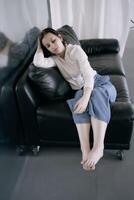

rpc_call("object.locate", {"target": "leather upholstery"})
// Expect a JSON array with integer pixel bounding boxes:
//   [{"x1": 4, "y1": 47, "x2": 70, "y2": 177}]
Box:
[
  {"x1": 28, "y1": 64, "x2": 73, "y2": 100},
  {"x1": 15, "y1": 39, "x2": 134, "y2": 149},
  {"x1": 80, "y1": 39, "x2": 120, "y2": 55},
  {"x1": 0, "y1": 27, "x2": 40, "y2": 144}
]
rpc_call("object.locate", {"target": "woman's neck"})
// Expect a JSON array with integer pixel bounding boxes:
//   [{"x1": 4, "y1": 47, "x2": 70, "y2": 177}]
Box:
[{"x1": 58, "y1": 43, "x2": 67, "y2": 59}]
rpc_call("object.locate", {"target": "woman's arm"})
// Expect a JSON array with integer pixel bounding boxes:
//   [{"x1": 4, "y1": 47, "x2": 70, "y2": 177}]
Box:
[
  {"x1": 73, "y1": 87, "x2": 92, "y2": 113},
  {"x1": 73, "y1": 46, "x2": 96, "y2": 113},
  {"x1": 33, "y1": 38, "x2": 56, "y2": 68}
]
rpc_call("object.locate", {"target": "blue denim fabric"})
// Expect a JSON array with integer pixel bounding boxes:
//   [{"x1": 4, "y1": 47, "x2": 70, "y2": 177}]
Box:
[{"x1": 67, "y1": 74, "x2": 117, "y2": 124}]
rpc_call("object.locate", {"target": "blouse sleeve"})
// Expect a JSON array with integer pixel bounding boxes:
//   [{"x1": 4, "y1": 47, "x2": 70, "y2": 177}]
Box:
[
  {"x1": 73, "y1": 45, "x2": 96, "y2": 90},
  {"x1": 33, "y1": 50, "x2": 56, "y2": 68}
]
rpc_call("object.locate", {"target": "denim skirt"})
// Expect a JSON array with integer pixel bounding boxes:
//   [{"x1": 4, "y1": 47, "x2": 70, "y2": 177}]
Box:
[{"x1": 66, "y1": 74, "x2": 117, "y2": 124}]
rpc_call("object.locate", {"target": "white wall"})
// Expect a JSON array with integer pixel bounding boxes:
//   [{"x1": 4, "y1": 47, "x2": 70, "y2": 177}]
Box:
[{"x1": 0, "y1": 0, "x2": 49, "y2": 42}]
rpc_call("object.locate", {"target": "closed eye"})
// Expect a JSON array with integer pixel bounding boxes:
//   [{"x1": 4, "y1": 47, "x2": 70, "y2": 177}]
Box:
[{"x1": 52, "y1": 39, "x2": 56, "y2": 43}]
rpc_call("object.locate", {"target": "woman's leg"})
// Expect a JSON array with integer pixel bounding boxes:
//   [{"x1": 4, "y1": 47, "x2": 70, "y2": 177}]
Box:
[
  {"x1": 75, "y1": 123, "x2": 91, "y2": 165},
  {"x1": 84, "y1": 117, "x2": 107, "y2": 170}
]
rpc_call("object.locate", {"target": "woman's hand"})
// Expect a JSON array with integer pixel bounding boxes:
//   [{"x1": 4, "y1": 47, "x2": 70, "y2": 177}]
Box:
[
  {"x1": 73, "y1": 87, "x2": 92, "y2": 114},
  {"x1": 73, "y1": 96, "x2": 89, "y2": 113}
]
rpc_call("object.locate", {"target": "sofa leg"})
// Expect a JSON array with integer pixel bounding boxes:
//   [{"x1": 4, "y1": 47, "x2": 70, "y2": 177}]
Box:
[
  {"x1": 16, "y1": 145, "x2": 27, "y2": 156},
  {"x1": 31, "y1": 145, "x2": 40, "y2": 156},
  {"x1": 116, "y1": 150, "x2": 124, "y2": 160}
]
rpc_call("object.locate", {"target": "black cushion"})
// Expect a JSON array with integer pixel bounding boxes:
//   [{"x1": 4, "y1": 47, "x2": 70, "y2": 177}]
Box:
[{"x1": 28, "y1": 64, "x2": 73, "y2": 100}]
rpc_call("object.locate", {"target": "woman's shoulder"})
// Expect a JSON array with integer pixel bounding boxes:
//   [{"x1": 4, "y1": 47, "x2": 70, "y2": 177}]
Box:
[
  {"x1": 67, "y1": 44, "x2": 87, "y2": 59},
  {"x1": 67, "y1": 44, "x2": 83, "y2": 55},
  {"x1": 67, "y1": 43, "x2": 81, "y2": 51}
]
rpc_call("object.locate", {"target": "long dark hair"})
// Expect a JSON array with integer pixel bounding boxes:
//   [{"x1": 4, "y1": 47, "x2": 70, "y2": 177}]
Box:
[{"x1": 39, "y1": 28, "x2": 66, "y2": 57}]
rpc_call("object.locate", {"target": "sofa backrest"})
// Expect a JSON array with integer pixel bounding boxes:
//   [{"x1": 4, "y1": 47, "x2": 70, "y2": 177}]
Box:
[{"x1": 80, "y1": 39, "x2": 120, "y2": 56}]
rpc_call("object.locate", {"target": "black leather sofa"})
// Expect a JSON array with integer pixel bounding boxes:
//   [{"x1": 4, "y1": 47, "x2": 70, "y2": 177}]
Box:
[{"x1": 15, "y1": 38, "x2": 134, "y2": 159}]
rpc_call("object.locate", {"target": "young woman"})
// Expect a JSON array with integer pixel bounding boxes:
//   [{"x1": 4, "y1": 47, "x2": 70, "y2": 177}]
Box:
[{"x1": 33, "y1": 28, "x2": 117, "y2": 171}]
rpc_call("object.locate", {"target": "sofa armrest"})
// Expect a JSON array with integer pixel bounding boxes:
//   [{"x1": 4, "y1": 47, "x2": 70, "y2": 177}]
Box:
[
  {"x1": 15, "y1": 69, "x2": 40, "y2": 144},
  {"x1": 111, "y1": 102, "x2": 134, "y2": 121},
  {"x1": 16, "y1": 73, "x2": 38, "y2": 108},
  {"x1": 80, "y1": 39, "x2": 120, "y2": 56}
]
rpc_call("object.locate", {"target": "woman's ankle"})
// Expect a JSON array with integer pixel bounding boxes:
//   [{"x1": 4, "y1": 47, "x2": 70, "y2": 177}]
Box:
[
  {"x1": 92, "y1": 144, "x2": 104, "y2": 152},
  {"x1": 81, "y1": 147, "x2": 90, "y2": 155}
]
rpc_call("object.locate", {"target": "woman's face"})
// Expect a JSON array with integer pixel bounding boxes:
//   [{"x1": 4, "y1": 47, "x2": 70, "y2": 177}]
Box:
[{"x1": 41, "y1": 33, "x2": 65, "y2": 56}]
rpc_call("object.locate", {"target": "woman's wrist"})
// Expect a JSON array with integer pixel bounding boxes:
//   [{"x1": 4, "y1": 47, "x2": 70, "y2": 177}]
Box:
[{"x1": 83, "y1": 87, "x2": 92, "y2": 99}]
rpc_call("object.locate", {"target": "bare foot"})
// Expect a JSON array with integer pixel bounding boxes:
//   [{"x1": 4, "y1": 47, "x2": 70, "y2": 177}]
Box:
[
  {"x1": 80, "y1": 150, "x2": 95, "y2": 171},
  {"x1": 83, "y1": 147, "x2": 104, "y2": 170},
  {"x1": 81, "y1": 151, "x2": 89, "y2": 165}
]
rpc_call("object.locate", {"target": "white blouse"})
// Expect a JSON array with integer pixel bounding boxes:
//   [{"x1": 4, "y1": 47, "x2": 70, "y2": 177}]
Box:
[{"x1": 33, "y1": 44, "x2": 97, "y2": 90}]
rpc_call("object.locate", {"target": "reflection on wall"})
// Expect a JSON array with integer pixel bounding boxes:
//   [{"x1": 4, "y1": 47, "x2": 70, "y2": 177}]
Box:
[
  {"x1": 0, "y1": 0, "x2": 48, "y2": 67},
  {"x1": 0, "y1": 32, "x2": 12, "y2": 67},
  {"x1": 0, "y1": 27, "x2": 40, "y2": 68},
  {"x1": 0, "y1": 0, "x2": 49, "y2": 42}
]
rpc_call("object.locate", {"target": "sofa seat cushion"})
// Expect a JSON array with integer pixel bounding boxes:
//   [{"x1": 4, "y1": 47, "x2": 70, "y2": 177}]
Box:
[
  {"x1": 89, "y1": 54, "x2": 125, "y2": 76},
  {"x1": 36, "y1": 97, "x2": 134, "y2": 124},
  {"x1": 37, "y1": 100, "x2": 72, "y2": 119},
  {"x1": 37, "y1": 101, "x2": 78, "y2": 142}
]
